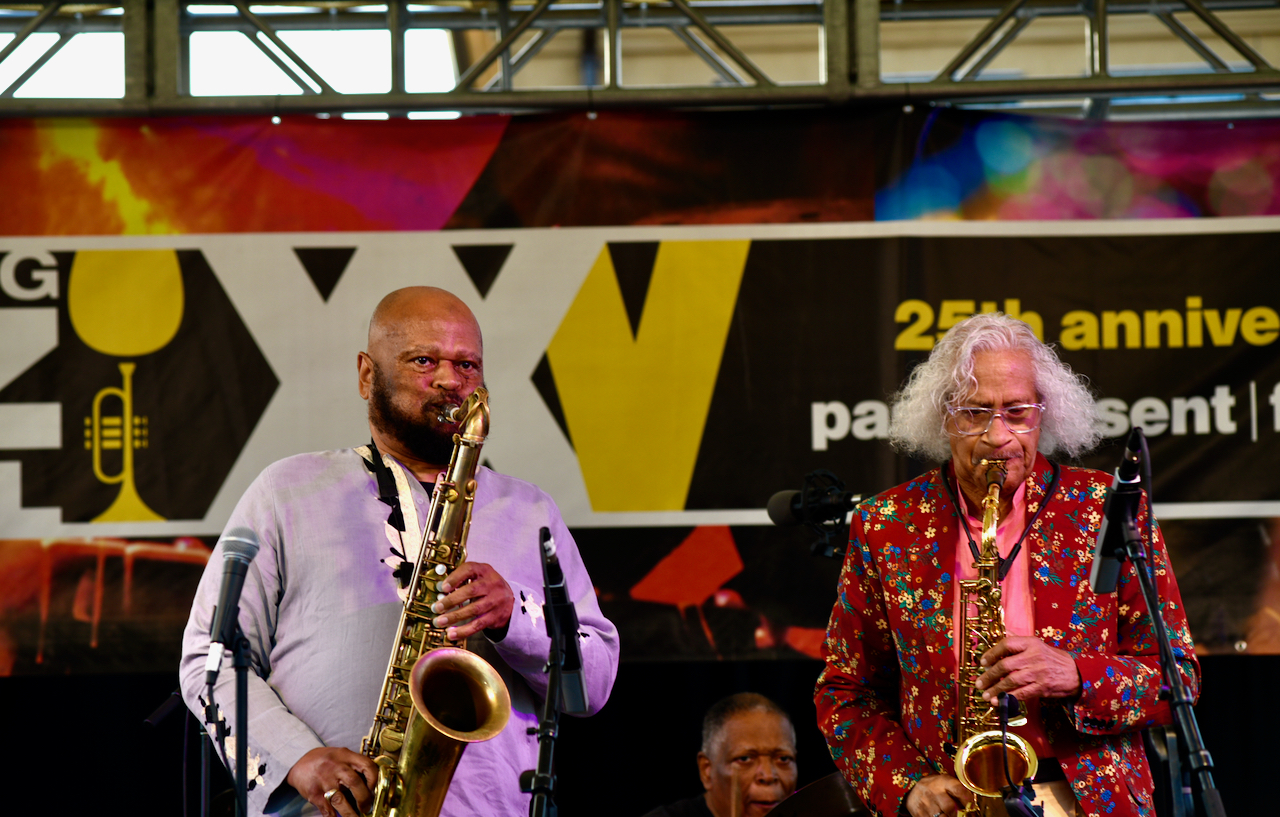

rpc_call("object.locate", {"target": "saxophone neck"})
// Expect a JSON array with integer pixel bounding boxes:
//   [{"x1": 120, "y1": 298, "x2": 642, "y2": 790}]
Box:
[
  {"x1": 459, "y1": 387, "x2": 489, "y2": 443},
  {"x1": 441, "y1": 387, "x2": 490, "y2": 444},
  {"x1": 978, "y1": 459, "x2": 1007, "y2": 560}
]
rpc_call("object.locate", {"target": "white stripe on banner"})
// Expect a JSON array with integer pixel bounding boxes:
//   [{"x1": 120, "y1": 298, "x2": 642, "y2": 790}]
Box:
[
  {"x1": 1153, "y1": 501, "x2": 1280, "y2": 520},
  {"x1": 0, "y1": 403, "x2": 60, "y2": 449}
]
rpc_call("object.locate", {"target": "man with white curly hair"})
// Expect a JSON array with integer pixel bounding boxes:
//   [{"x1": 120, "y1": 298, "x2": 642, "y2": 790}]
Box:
[{"x1": 815, "y1": 312, "x2": 1198, "y2": 817}]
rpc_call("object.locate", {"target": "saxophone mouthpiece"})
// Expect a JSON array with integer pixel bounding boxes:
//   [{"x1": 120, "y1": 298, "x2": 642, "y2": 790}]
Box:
[
  {"x1": 980, "y1": 459, "x2": 1008, "y2": 490},
  {"x1": 438, "y1": 404, "x2": 461, "y2": 423}
]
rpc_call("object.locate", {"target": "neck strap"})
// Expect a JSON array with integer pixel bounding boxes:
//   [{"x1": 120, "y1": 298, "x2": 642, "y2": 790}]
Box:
[
  {"x1": 359, "y1": 440, "x2": 427, "y2": 594},
  {"x1": 364, "y1": 438, "x2": 405, "y2": 532},
  {"x1": 942, "y1": 460, "x2": 1061, "y2": 582}
]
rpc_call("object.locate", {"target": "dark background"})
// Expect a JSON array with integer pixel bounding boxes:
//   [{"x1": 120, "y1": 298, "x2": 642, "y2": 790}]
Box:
[{"x1": 6, "y1": 655, "x2": 1268, "y2": 815}]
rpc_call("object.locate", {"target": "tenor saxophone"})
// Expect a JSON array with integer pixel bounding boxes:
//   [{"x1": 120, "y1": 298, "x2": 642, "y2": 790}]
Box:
[
  {"x1": 953, "y1": 459, "x2": 1038, "y2": 816},
  {"x1": 361, "y1": 387, "x2": 511, "y2": 817}
]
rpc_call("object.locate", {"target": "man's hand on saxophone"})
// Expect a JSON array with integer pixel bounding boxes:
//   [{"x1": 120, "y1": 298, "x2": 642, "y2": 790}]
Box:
[
  {"x1": 904, "y1": 773, "x2": 973, "y2": 817},
  {"x1": 431, "y1": 561, "x2": 515, "y2": 642},
  {"x1": 974, "y1": 635, "x2": 1083, "y2": 703},
  {"x1": 285, "y1": 746, "x2": 378, "y2": 817}
]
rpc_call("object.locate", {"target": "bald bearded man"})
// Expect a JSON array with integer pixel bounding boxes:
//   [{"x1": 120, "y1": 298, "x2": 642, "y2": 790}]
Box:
[{"x1": 181, "y1": 287, "x2": 620, "y2": 817}]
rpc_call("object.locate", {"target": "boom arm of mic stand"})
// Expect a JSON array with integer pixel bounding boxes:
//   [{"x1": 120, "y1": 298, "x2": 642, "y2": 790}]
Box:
[{"x1": 1117, "y1": 508, "x2": 1225, "y2": 817}]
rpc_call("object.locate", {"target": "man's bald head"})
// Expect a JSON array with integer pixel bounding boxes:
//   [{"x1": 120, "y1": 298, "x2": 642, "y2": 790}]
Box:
[
  {"x1": 367, "y1": 286, "x2": 483, "y2": 357},
  {"x1": 356, "y1": 286, "x2": 486, "y2": 478}
]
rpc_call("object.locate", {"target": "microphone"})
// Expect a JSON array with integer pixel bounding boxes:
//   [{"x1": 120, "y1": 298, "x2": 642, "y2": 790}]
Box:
[
  {"x1": 539, "y1": 526, "x2": 587, "y2": 714},
  {"x1": 767, "y1": 487, "x2": 859, "y2": 527},
  {"x1": 1089, "y1": 428, "x2": 1144, "y2": 595},
  {"x1": 204, "y1": 528, "x2": 260, "y2": 686}
]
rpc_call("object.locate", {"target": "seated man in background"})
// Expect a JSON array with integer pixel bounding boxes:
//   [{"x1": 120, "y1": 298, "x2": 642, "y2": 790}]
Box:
[{"x1": 644, "y1": 692, "x2": 798, "y2": 817}]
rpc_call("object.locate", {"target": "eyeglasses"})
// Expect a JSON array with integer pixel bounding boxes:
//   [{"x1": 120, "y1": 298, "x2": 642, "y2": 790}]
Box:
[{"x1": 945, "y1": 403, "x2": 1045, "y2": 436}]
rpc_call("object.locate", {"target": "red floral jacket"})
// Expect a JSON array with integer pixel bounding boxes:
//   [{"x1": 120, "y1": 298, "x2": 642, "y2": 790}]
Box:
[{"x1": 815, "y1": 455, "x2": 1199, "y2": 817}]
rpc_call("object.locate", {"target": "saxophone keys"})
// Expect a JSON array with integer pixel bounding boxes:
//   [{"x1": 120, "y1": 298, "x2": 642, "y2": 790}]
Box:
[{"x1": 379, "y1": 729, "x2": 404, "y2": 752}]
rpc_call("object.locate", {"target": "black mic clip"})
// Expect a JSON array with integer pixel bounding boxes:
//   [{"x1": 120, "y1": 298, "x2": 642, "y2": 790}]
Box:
[
  {"x1": 769, "y1": 469, "x2": 856, "y2": 560},
  {"x1": 803, "y1": 470, "x2": 854, "y2": 559},
  {"x1": 997, "y1": 692, "x2": 1023, "y2": 721},
  {"x1": 1002, "y1": 781, "x2": 1044, "y2": 817}
]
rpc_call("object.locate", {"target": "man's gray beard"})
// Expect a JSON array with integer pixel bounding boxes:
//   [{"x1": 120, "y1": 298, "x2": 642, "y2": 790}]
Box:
[{"x1": 369, "y1": 370, "x2": 456, "y2": 467}]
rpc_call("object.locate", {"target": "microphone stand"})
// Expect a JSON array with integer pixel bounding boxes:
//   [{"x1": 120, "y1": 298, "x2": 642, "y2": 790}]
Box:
[
  {"x1": 204, "y1": 621, "x2": 251, "y2": 817},
  {"x1": 523, "y1": 646, "x2": 564, "y2": 817},
  {"x1": 521, "y1": 536, "x2": 579, "y2": 817},
  {"x1": 233, "y1": 624, "x2": 250, "y2": 817},
  {"x1": 1112, "y1": 487, "x2": 1225, "y2": 817}
]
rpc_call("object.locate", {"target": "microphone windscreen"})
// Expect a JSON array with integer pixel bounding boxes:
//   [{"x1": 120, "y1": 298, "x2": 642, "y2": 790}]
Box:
[
  {"x1": 767, "y1": 490, "x2": 801, "y2": 526},
  {"x1": 220, "y1": 528, "x2": 260, "y2": 561}
]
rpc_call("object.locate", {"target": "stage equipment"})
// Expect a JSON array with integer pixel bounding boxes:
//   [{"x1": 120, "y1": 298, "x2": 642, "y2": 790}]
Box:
[
  {"x1": 521, "y1": 526, "x2": 584, "y2": 816},
  {"x1": 1086, "y1": 430, "x2": 1227, "y2": 817},
  {"x1": 361, "y1": 387, "x2": 511, "y2": 817},
  {"x1": 953, "y1": 459, "x2": 1038, "y2": 816},
  {"x1": 1090, "y1": 427, "x2": 1144, "y2": 595},
  {"x1": 767, "y1": 469, "x2": 860, "y2": 558},
  {"x1": 771, "y1": 771, "x2": 869, "y2": 817},
  {"x1": 203, "y1": 529, "x2": 260, "y2": 686},
  {"x1": 201, "y1": 528, "x2": 261, "y2": 817}
]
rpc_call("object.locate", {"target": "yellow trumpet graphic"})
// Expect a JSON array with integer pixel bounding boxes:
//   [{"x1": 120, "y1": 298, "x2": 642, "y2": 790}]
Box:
[
  {"x1": 84, "y1": 362, "x2": 160, "y2": 522},
  {"x1": 69, "y1": 250, "x2": 184, "y2": 523}
]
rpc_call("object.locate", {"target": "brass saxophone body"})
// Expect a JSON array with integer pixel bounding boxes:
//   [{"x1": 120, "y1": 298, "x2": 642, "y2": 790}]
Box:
[
  {"x1": 362, "y1": 387, "x2": 511, "y2": 817},
  {"x1": 953, "y1": 459, "x2": 1037, "y2": 816}
]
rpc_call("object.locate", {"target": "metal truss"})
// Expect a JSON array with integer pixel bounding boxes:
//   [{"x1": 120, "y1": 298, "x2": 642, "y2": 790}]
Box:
[{"x1": 0, "y1": 0, "x2": 1277, "y2": 118}]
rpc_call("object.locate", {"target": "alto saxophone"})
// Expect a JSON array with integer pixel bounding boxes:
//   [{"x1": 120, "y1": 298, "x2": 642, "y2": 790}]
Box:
[
  {"x1": 953, "y1": 459, "x2": 1038, "y2": 816},
  {"x1": 362, "y1": 387, "x2": 511, "y2": 817}
]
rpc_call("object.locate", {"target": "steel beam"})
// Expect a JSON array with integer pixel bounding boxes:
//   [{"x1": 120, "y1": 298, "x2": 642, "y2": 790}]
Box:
[
  {"x1": 852, "y1": 0, "x2": 877, "y2": 90},
  {"x1": 1155, "y1": 10, "x2": 1231, "y2": 72},
  {"x1": 481, "y1": 27, "x2": 560, "y2": 89},
  {"x1": 669, "y1": 0, "x2": 774, "y2": 85},
  {"x1": 960, "y1": 16, "x2": 1032, "y2": 80},
  {"x1": 1178, "y1": 0, "x2": 1276, "y2": 70},
  {"x1": 0, "y1": 0, "x2": 1276, "y2": 119},
  {"x1": 670, "y1": 25, "x2": 748, "y2": 85},
  {"x1": 934, "y1": 0, "x2": 1029, "y2": 82},
  {"x1": 1, "y1": 31, "x2": 66, "y2": 96},
  {"x1": 1086, "y1": 0, "x2": 1108, "y2": 77},
  {"x1": 0, "y1": 2, "x2": 63, "y2": 67},
  {"x1": 121, "y1": 0, "x2": 147, "y2": 102},
  {"x1": 454, "y1": 0, "x2": 558, "y2": 89},
  {"x1": 603, "y1": 0, "x2": 619, "y2": 88},
  {"x1": 389, "y1": 0, "x2": 407, "y2": 94},
  {"x1": 230, "y1": 1, "x2": 336, "y2": 93}
]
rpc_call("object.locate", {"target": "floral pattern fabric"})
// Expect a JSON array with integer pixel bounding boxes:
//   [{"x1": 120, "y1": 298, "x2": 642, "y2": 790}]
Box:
[{"x1": 815, "y1": 454, "x2": 1199, "y2": 817}]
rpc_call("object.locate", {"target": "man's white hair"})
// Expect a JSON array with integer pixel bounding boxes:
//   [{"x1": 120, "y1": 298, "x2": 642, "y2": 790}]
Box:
[{"x1": 888, "y1": 312, "x2": 1102, "y2": 463}]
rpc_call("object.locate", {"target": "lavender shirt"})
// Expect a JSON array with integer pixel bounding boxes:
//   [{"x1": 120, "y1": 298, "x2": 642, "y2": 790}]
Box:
[{"x1": 180, "y1": 449, "x2": 620, "y2": 816}]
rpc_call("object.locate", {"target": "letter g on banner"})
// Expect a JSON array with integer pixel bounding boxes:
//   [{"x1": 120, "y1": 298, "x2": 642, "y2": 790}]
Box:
[{"x1": 1, "y1": 251, "x2": 59, "y2": 301}]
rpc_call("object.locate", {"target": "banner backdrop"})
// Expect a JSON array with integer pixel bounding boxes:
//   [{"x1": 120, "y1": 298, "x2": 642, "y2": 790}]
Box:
[{"x1": 1, "y1": 110, "x2": 1278, "y2": 675}]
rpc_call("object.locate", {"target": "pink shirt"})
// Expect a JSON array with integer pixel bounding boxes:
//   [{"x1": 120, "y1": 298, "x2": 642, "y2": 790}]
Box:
[{"x1": 951, "y1": 479, "x2": 1053, "y2": 759}]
